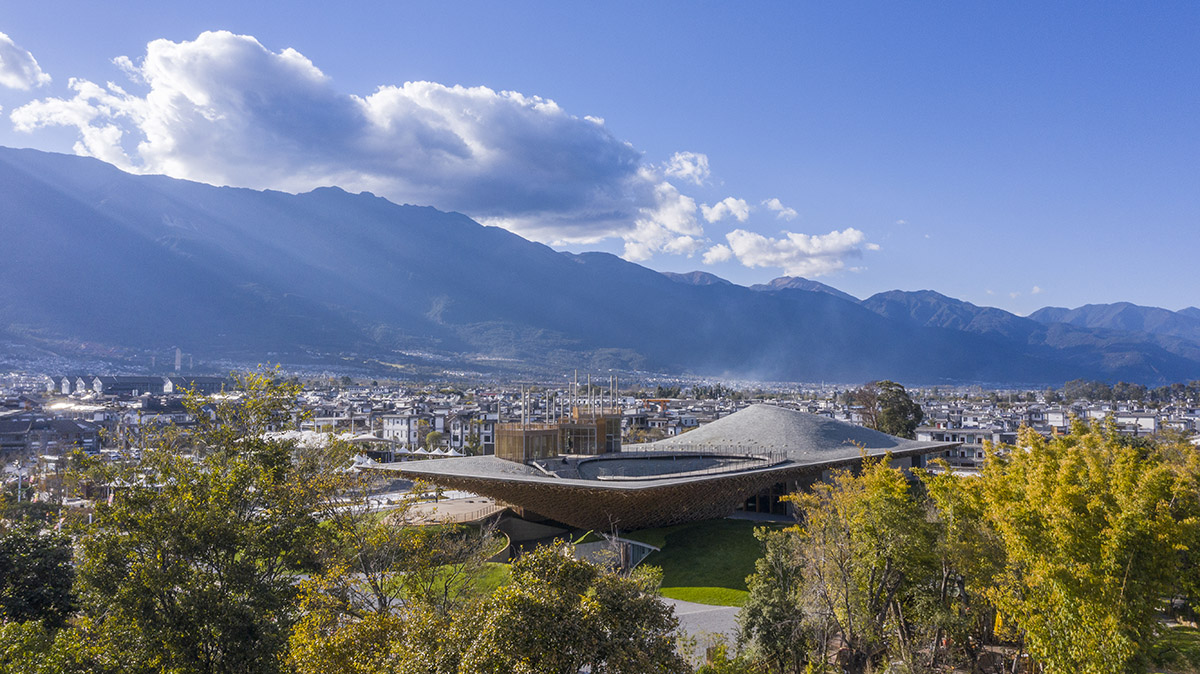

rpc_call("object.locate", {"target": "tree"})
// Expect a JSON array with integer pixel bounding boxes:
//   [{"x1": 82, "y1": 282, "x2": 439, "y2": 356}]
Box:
[
  {"x1": 456, "y1": 545, "x2": 688, "y2": 674},
  {"x1": 287, "y1": 574, "x2": 453, "y2": 674},
  {"x1": 425, "y1": 429, "x2": 444, "y2": 450},
  {"x1": 464, "y1": 418, "x2": 483, "y2": 455},
  {"x1": 0, "y1": 520, "x2": 75, "y2": 628},
  {"x1": 288, "y1": 459, "x2": 499, "y2": 674},
  {"x1": 737, "y1": 526, "x2": 815, "y2": 673},
  {"x1": 74, "y1": 371, "x2": 335, "y2": 674},
  {"x1": 849, "y1": 380, "x2": 923, "y2": 438},
  {"x1": 290, "y1": 543, "x2": 687, "y2": 674},
  {"x1": 416, "y1": 418, "x2": 431, "y2": 448},
  {"x1": 916, "y1": 461, "x2": 1005, "y2": 670},
  {"x1": 312, "y1": 473, "x2": 499, "y2": 618},
  {"x1": 787, "y1": 456, "x2": 938, "y2": 673},
  {"x1": 0, "y1": 619, "x2": 115, "y2": 674},
  {"x1": 975, "y1": 424, "x2": 1200, "y2": 673}
]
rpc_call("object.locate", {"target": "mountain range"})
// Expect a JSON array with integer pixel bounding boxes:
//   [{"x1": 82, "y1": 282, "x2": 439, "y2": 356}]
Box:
[{"x1": 2, "y1": 146, "x2": 1198, "y2": 385}]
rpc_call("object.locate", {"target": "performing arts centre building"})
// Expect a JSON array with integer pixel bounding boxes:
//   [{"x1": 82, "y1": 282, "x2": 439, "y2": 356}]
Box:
[{"x1": 385, "y1": 404, "x2": 959, "y2": 531}]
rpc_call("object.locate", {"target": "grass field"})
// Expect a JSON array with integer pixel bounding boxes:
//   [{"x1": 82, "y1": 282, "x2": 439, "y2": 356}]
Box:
[
  {"x1": 628, "y1": 518, "x2": 784, "y2": 607},
  {"x1": 471, "y1": 562, "x2": 511, "y2": 595}
]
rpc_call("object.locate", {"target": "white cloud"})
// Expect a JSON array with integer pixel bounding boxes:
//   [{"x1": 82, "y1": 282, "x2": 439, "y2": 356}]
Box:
[
  {"x1": 11, "y1": 30, "x2": 673, "y2": 250},
  {"x1": 662, "y1": 151, "x2": 710, "y2": 186},
  {"x1": 0, "y1": 32, "x2": 50, "y2": 90},
  {"x1": 622, "y1": 175, "x2": 705, "y2": 261},
  {"x1": 701, "y1": 196, "x2": 750, "y2": 223},
  {"x1": 719, "y1": 227, "x2": 875, "y2": 277},
  {"x1": 762, "y1": 197, "x2": 798, "y2": 220},
  {"x1": 1031, "y1": 285, "x2": 1043, "y2": 295},
  {"x1": 8, "y1": 31, "x2": 886, "y2": 272},
  {"x1": 894, "y1": 219, "x2": 908, "y2": 225},
  {"x1": 702, "y1": 244, "x2": 733, "y2": 264}
]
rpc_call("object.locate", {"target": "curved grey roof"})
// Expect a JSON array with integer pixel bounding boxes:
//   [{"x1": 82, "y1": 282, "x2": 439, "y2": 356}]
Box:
[
  {"x1": 381, "y1": 404, "x2": 956, "y2": 530},
  {"x1": 635, "y1": 404, "x2": 936, "y2": 463}
]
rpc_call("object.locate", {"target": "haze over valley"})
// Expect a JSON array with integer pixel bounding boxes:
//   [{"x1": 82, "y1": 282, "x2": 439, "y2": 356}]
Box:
[{"x1": 2, "y1": 146, "x2": 1198, "y2": 386}]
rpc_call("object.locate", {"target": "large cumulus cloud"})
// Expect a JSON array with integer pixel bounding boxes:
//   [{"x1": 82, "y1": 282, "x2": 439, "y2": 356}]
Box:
[
  {"x1": 0, "y1": 31, "x2": 51, "y2": 90},
  {"x1": 11, "y1": 30, "x2": 873, "y2": 276},
  {"x1": 12, "y1": 31, "x2": 678, "y2": 249}
]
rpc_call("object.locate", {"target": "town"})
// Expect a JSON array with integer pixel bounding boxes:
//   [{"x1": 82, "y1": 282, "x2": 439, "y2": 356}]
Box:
[{"x1": 5, "y1": 370, "x2": 1199, "y2": 499}]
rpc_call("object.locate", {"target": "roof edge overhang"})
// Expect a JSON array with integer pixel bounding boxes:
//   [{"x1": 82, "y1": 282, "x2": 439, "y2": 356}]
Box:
[{"x1": 379, "y1": 441, "x2": 961, "y2": 492}]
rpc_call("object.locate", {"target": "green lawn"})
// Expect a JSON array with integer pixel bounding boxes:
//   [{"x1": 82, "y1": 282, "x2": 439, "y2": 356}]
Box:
[
  {"x1": 1150, "y1": 626, "x2": 1200, "y2": 673},
  {"x1": 471, "y1": 562, "x2": 511, "y2": 595},
  {"x1": 629, "y1": 518, "x2": 783, "y2": 607}
]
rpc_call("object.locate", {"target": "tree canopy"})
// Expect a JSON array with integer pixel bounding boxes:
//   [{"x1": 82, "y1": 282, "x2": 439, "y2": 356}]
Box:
[
  {"x1": 2, "y1": 371, "x2": 692, "y2": 674},
  {"x1": 737, "y1": 423, "x2": 1200, "y2": 673},
  {"x1": 847, "y1": 380, "x2": 924, "y2": 438}
]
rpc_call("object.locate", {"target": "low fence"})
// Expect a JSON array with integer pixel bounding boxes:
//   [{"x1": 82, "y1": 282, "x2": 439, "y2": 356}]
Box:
[
  {"x1": 622, "y1": 442, "x2": 788, "y2": 461},
  {"x1": 589, "y1": 444, "x2": 790, "y2": 479}
]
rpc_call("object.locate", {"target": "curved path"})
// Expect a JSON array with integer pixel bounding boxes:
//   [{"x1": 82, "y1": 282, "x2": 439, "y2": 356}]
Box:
[{"x1": 664, "y1": 597, "x2": 741, "y2": 659}]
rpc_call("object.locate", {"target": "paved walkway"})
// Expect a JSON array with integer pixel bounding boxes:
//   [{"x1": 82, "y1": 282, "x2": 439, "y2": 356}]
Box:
[
  {"x1": 664, "y1": 597, "x2": 741, "y2": 660},
  {"x1": 395, "y1": 496, "x2": 504, "y2": 524}
]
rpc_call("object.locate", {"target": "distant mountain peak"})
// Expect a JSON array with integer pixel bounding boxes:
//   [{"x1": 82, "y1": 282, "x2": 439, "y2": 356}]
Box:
[
  {"x1": 1028, "y1": 302, "x2": 1200, "y2": 343},
  {"x1": 660, "y1": 271, "x2": 733, "y2": 286},
  {"x1": 749, "y1": 276, "x2": 858, "y2": 302},
  {"x1": 2, "y1": 145, "x2": 1199, "y2": 386},
  {"x1": 860, "y1": 289, "x2": 1039, "y2": 342}
]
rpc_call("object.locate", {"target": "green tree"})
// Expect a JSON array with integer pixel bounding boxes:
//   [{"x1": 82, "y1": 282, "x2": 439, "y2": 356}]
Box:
[
  {"x1": 0, "y1": 617, "x2": 122, "y2": 674},
  {"x1": 737, "y1": 526, "x2": 814, "y2": 673},
  {"x1": 288, "y1": 469, "x2": 497, "y2": 674},
  {"x1": 425, "y1": 429, "x2": 444, "y2": 450},
  {"x1": 916, "y1": 461, "x2": 1005, "y2": 670},
  {"x1": 287, "y1": 573, "x2": 453, "y2": 674},
  {"x1": 313, "y1": 473, "x2": 499, "y2": 618},
  {"x1": 787, "y1": 456, "x2": 938, "y2": 673},
  {"x1": 456, "y1": 544, "x2": 688, "y2": 674},
  {"x1": 849, "y1": 380, "x2": 924, "y2": 438},
  {"x1": 977, "y1": 424, "x2": 1200, "y2": 673},
  {"x1": 74, "y1": 371, "x2": 333, "y2": 674},
  {"x1": 0, "y1": 520, "x2": 75, "y2": 628},
  {"x1": 464, "y1": 418, "x2": 483, "y2": 455},
  {"x1": 290, "y1": 543, "x2": 687, "y2": 674}
]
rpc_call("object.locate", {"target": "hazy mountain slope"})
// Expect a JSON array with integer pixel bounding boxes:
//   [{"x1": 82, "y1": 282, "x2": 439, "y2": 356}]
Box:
[
  {"x1": 660, "y1": 271, "x2": 733, "y2": 286},
  {"x1": 861, "y1": 290, "x2": 1041, "y2": 342},
  {"x1": 1, "y1": 146, "x2": 1197, "y2": 385},
  {"x1": 1028, "y1": 302, "x2": 1200, "y2": 344},
  {"x1": 749, "y1": 276, "x2": 859, "y2": 303},
  {"x1": 861, "y1": 290, "x2": 1200, "y2": 382}
]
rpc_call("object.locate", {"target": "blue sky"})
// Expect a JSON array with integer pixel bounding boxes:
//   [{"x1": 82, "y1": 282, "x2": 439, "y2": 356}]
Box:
[{"x1": 1, "y1": 2, "x2": 1197, "y2": 314}]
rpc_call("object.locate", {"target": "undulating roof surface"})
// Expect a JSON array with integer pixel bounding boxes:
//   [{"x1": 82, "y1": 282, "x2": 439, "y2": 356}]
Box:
[
  {"x1": 383, "y1": 404, "x2": 956, "y2": 529},
  {"x1": 634, "y1": 404, "x2": 932, "y2": 461}
]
